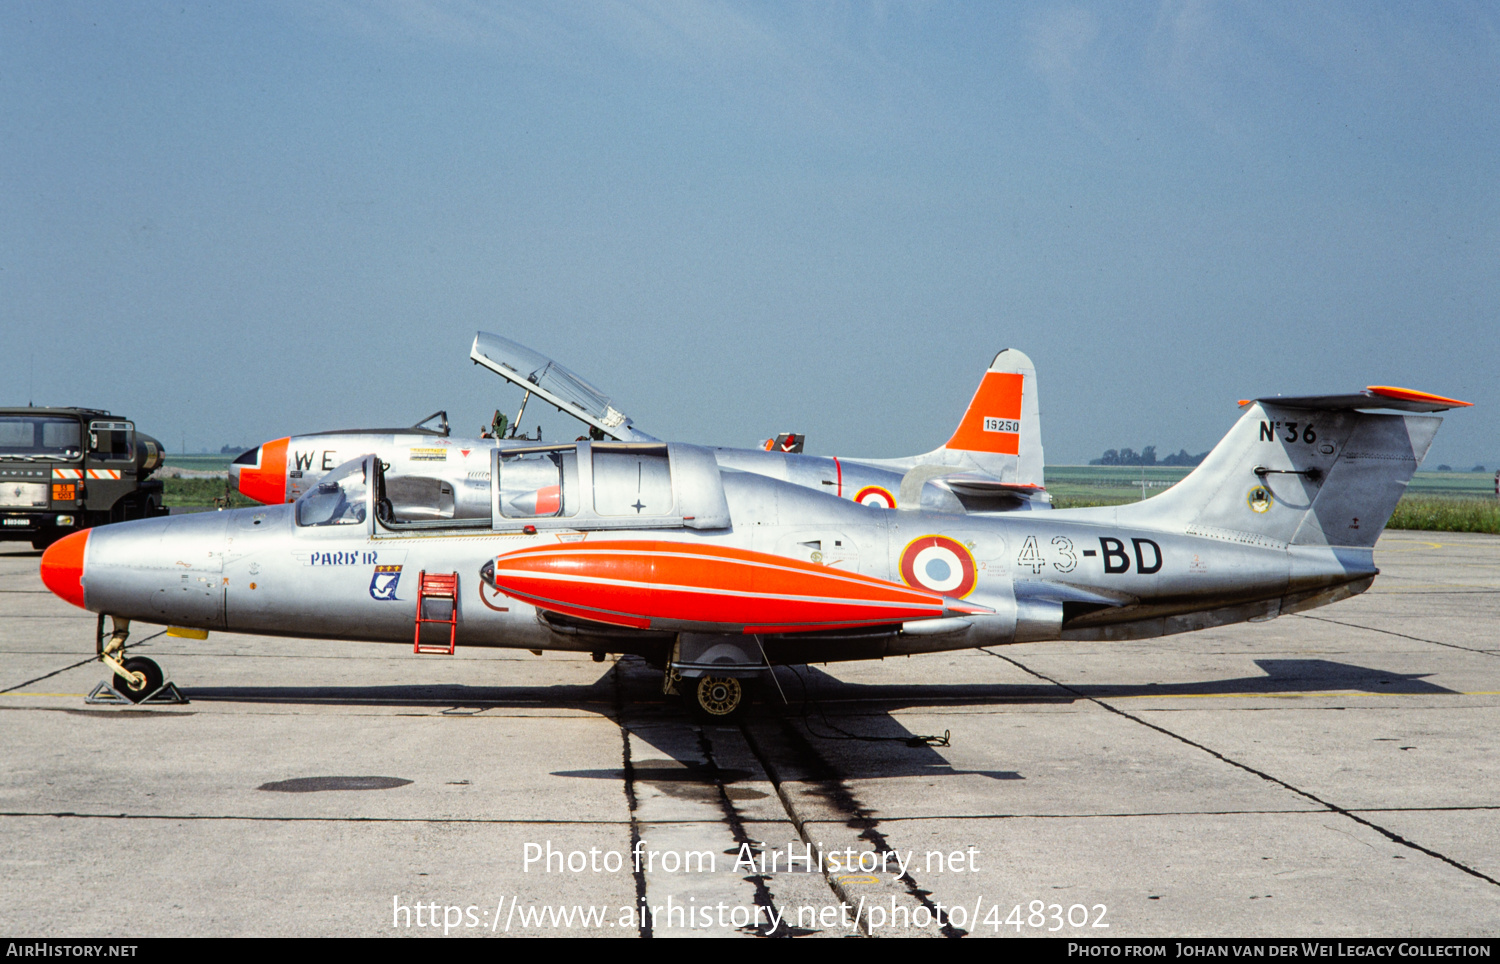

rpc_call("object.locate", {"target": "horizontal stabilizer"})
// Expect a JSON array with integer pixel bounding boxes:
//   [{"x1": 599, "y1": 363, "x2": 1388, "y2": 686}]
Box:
[
  {"x1": 1239, "y1": 386, "x2": 1471, "y2": 414},
  {"x1": 938, "y1": 474, "x2": 1046, "y2": 495}
]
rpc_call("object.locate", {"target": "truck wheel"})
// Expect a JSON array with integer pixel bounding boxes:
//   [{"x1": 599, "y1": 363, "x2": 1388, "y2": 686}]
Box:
[
  {"x1": 114, "y1": 656, "x2": 163, "y2": 702},
  {"x1": 31, "y1": 533, "x2": 57, "y2": 551}
]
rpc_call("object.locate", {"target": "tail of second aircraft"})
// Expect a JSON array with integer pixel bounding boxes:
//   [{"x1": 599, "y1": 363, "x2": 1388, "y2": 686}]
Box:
[
  {"x1": 1116, "y1": 387, "x2": 1468, "y2": 549},
  {"x1": 910, "y1": 348, "x2": 1044, "y2": 487}
]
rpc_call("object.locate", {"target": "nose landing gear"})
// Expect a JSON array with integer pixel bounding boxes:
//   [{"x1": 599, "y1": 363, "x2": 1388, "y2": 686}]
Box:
[{"x1": 85, "y1": 615, "x2": 188, "y2": 705}]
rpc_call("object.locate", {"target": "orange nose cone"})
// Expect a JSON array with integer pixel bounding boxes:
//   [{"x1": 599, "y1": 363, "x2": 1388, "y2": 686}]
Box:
[{"x1": 40, "y1": 528, "x2": 90, "y2": 609}]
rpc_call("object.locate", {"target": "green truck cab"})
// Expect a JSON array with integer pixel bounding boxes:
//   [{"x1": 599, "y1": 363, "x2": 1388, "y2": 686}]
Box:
[{"x1": 0, "y1": 408, "x2": 168, "y2": 549}]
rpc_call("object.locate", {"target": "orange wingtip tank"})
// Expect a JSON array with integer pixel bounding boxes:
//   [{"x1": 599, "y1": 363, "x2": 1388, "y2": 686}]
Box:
[
  {"x1": 484, "y1": 540, "x2": 990, "y2": 634},
  {"x1": 1365, "y1": 386, "x2": 1472, "y2": 408}
]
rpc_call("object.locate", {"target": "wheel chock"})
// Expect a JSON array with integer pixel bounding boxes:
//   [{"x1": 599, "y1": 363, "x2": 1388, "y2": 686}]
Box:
[{"x1": 85, "y1": 680, "x2": 190, "y2": 706}]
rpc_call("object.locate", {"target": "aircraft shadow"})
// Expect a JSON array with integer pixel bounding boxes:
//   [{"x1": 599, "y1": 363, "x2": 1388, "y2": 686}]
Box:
[
  {"x1": 177, "y1": 656, "x2": 1456, "y2": 785},
  {"x1": 765, "y1": 658, "x2": 1459, "y2": 707}
]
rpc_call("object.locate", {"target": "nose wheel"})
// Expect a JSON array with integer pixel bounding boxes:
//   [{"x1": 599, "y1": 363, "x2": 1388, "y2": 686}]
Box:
[
  {"x1": 684, "y1": 675, "x2": 745, "y2": 721},
  {"x1": 85, "y1": 615, "x2": 188, "y2": 705},
  {"x1": 113, "y1": 657, "x2": 164, "y2": 703}
]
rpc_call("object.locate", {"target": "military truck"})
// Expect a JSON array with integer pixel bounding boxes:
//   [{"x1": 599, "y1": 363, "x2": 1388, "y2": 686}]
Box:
[{"x1": 0, "y1": 408, "x2": 167, "y2": 549}]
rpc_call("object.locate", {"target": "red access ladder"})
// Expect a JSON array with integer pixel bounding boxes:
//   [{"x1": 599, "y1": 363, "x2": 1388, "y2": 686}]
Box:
[{"x1": 413, "y1": 571, "x2": 458, "y2": 654}]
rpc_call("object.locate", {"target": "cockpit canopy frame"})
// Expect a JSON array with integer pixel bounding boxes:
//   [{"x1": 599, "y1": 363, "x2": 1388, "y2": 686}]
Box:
[
  {"x1": 491, "y1": 441, "x2": 729, "y2": 532},
  {"x1": 293, "y1": 443, "x2": 731, "y2": 537}
]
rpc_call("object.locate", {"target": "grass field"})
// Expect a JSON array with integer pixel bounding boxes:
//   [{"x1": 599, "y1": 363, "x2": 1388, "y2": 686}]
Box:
[
  {"x1": 161, "y1": 477, "x2": 257, "y2": 509},
  {"x1": 157, "y1": 454, "x2": 249, "y2": 508},
  {"x1": 1386, "y1": 497, "x2": 1500, "y2": 534},
  {"x1": 160, "y1": 454, "x2": 237, "y2": 473}
]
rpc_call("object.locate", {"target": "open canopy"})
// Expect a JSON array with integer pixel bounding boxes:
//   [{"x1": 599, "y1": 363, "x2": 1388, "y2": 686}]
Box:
[{"x1": 470, "y1": 332, "x2": 655, "y2": 442}]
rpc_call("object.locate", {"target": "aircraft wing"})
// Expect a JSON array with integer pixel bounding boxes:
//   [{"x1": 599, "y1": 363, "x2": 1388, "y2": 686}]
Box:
[{"x1": 470, "y1": 332, "x2": 656, "y2": 442}]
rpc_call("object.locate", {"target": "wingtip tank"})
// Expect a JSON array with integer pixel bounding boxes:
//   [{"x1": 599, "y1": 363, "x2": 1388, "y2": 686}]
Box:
[
  {"x1": 481, "y1": 539, "x2": 984, "y2": 634},
  {"x1": 1364, "y1": 386, "x2": 1472, "y2": 409}
]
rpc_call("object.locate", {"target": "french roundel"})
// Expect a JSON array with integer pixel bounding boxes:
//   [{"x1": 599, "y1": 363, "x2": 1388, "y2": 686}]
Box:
[
  {"x1": 899, "y1": 535, "x2": 977, "y2": 599},
  {"x1": 854, "y1": 485, "x2": 896, "y2": 509}
]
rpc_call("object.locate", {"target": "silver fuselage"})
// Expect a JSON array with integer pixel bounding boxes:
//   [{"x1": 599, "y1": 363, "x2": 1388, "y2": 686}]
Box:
[{"x1": 76, "y1": 442, "x2": 1375, "y2": 663}]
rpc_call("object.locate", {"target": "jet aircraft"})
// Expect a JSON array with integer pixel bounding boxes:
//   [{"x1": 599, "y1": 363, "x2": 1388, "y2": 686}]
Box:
[
  {"x1": 229, "y1": 332, "x2": 1050, "y2": 517},
  {"x1": 40, "y1": 382, "x2": 1467, "y2": 719}
]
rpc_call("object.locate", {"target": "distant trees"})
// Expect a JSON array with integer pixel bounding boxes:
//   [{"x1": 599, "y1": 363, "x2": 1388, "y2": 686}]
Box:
[
  {"x1": 1160, "y1": 448, "x2": 1208, "y2": 466},
  {"x1": 1090, "y1": 446, "x2": 1206, "y2": 467}
]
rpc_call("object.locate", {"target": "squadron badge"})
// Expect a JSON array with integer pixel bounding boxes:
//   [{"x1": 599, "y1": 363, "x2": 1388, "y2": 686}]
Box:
[{"x1": 370, "y1": 565, "x2": 403, "y2": 600}]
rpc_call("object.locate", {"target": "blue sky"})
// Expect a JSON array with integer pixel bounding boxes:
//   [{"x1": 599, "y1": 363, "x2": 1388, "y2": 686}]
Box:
[{"x1": 3, "y1": 2, "x2": 1496, "y2": 466}]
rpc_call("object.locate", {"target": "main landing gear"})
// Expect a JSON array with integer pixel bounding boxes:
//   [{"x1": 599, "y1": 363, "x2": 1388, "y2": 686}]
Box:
[
  {"x1": 691, "y1": 676, "x2": 744, "y2": 720},
  {"x1": 665, "y1": 667, "x2": 749, "y2": 721}
]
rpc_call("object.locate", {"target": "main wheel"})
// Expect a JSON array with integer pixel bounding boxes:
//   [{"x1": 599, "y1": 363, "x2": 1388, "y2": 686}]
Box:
[
  {"x1": 686, "y1": 676, "x2": 744, "y2": 721},
  {"x1": 114, "y1": 656, "x2": 163, "y2": 703}
]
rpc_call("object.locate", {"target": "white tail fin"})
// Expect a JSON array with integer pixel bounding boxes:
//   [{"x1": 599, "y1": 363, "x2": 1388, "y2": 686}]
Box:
[{"x1": 1122, "y1": 395, "x2": 1455, "y2": 549}]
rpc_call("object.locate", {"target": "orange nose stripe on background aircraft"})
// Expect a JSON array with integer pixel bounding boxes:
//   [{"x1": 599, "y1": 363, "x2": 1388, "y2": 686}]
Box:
[{"x1": 233, "y1": 437, "x2": 291, "y2": 505}]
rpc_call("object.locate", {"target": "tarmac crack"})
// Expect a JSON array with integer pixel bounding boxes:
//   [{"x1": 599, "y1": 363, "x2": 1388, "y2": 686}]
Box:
[
  {"x1": 982, "y1": 648, "x2": 1500, "y2": 890},
  {"x1": 612, "y1": 661, "x2": 652, "y2": 938},
  {"x1": 695, "y1": 727, "x2": 802, "y2": 937},
  {"x1": 814, "y1": 805, "x2": 1500, "y2": 821},
  {"x1": 741, "y1": 716, "x2": 966, "y2": 937},
  {"x1": 0, "y1": 631, "x2": 164, "y2": 695},
  {"x1": 1291, "y1": 613, "x2": 1500, "y2": 657},
  {"x1": 611, "y1": 673, "x2": 808, "y2": 938}
]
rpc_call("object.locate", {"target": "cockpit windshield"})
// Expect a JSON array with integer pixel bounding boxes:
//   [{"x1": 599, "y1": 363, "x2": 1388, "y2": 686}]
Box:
[{"x1": 296, "y1": 459, "x2": 369, "y2": 527}]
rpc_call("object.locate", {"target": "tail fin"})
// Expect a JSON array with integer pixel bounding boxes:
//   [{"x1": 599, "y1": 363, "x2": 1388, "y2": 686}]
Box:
[
  {"x1": 930, "y1": 349, "x2": 1044, "y2": 486},
  {"x1": 1122, "y1": 389, "x2": 1467, "y2": 549}
]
